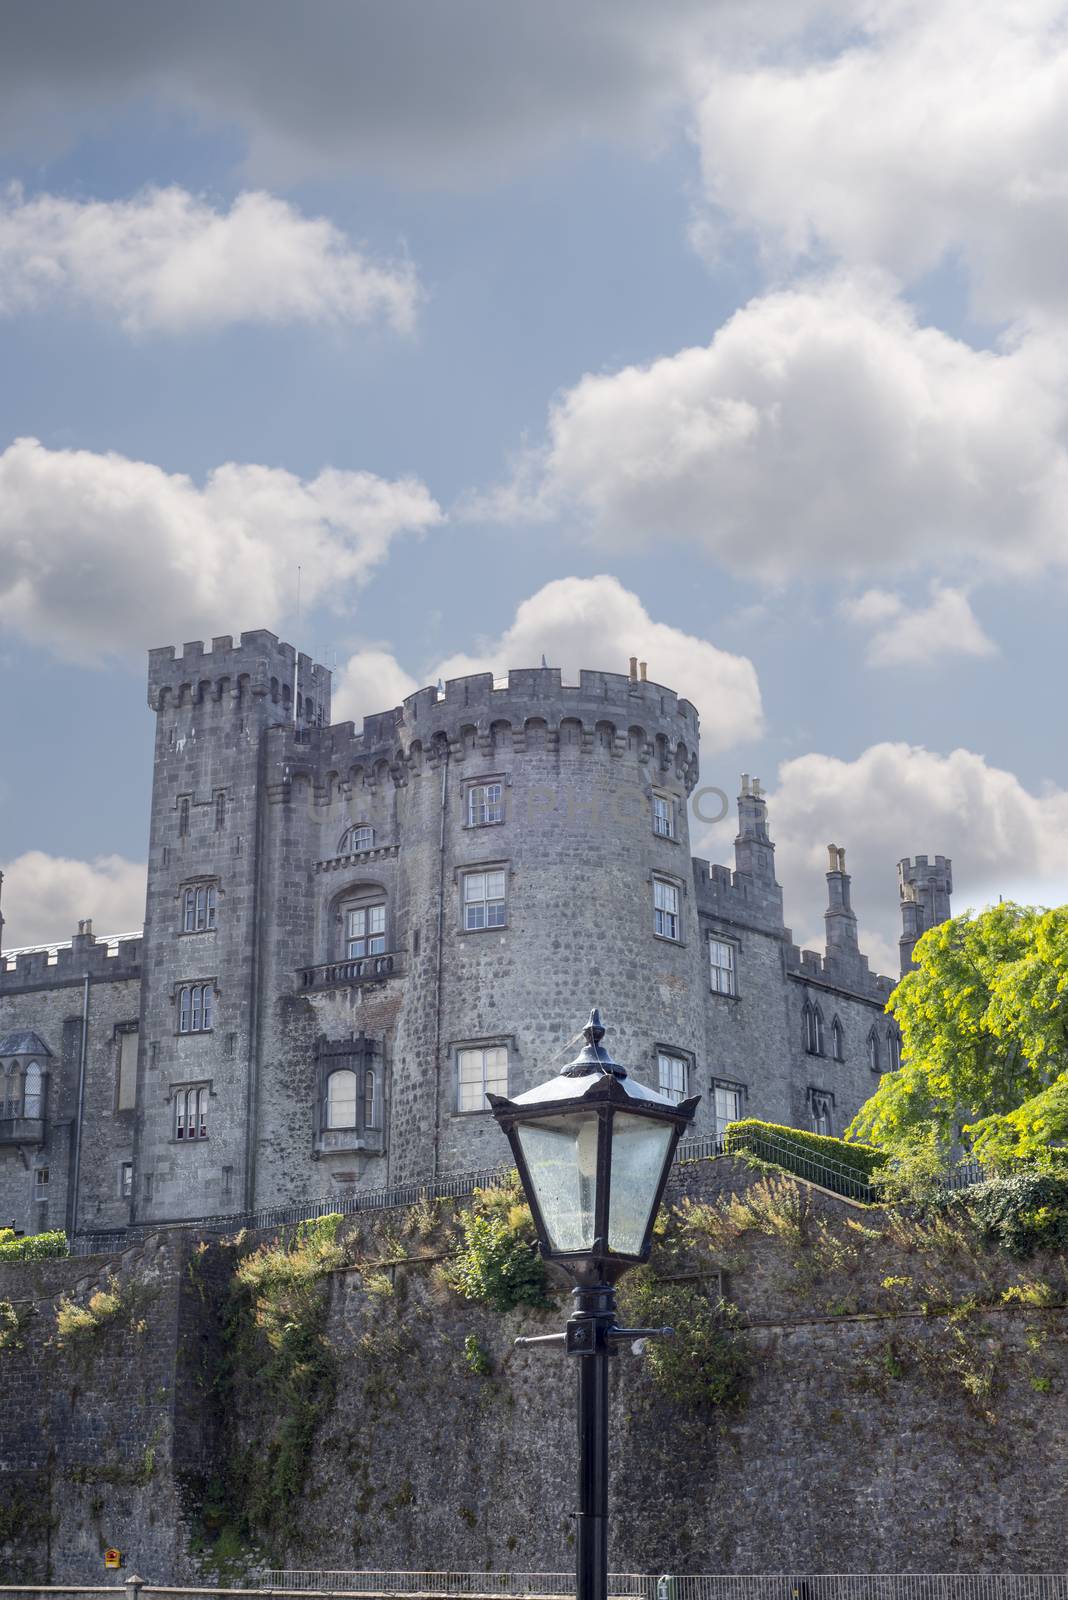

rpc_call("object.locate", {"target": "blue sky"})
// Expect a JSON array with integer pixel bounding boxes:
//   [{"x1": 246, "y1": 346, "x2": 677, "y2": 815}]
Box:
[{"x1": 2, "y1": 0, "x2": 1068, "y2": 970}]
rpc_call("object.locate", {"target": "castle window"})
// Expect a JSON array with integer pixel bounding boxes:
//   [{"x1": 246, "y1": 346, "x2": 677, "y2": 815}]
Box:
[
  {"x1": 456, "y1": 1045, "x2": 508, "y2": 1112},
  {"x1": 346, "y1": 903, "x2": 386, "y2": 957},
  {"x1": 463, "y1": 869, "x2": 507, "y2": 931},
  {"x1": 175, "y1": 1084, "x2": 209, "y2": 1140},
  {"x1": 652, "y1": 793, "x2": 674, "y2": 840},
  {"x1": 177, "y1": 983, "x2": 214, "y2": 1034},
  {"x1": 179, "y1": 796, "x2": 190, "y2": 837},
  {"x1": 326, "y1": 1069, "x2": 358, "y2": 1130},
  {"x1": 467, "y1": 781, "x2": 504, "y2": 828},
  {"x1": 809, "y1": 1089, "x2": 834, "y2": 1136},
  {"x1": 116, "y1": 1024, "x2": 138, "y2": 1111},
  {"x1": 653, "y1": 878, "x2": 680, "y2": 941},
  {"x1": 709, "y1": 938, "x2": 736, "y2": 995},
  {"x1": 868, "y1": 1027, "x2": 880, "y2": 1072},
  {"x1": 803, "y1": 1002, "x2": 824, "y2": 1056},
  {"x1": 364, "y1": 1068, "x2": 380, "y2": 1130},
  {"x1": 714, "y1": 1081, "x2": 745, "y2": 1142},
  {"x1": 183, "y1": 883, "x2": 218, "y2": 933},
  {"x1": 23, "y1": 1062, "x2": 42, "y2": 1119},
  {"x1": 342, "y1": 825, "x2": 374, "y2": 854},
  {"x1": 120, "y1": 1162, "x2": 134, "y2": 1200},
  {"x1": 831, "y1": 1016, "x2": 844, "y2": 1062},
  {"x1": 657, "y1": 1051, "x2": 688, "y2": 1104},
  {"x1": 33, "y1": 1166, "x2": 48, "y2": 1193},
  {"x1": 887, "y1": 1028, "x2": 901, "y2": 1071},
  {"x1": 214, "y1": 792, "x2": 226, "y2": 832}
]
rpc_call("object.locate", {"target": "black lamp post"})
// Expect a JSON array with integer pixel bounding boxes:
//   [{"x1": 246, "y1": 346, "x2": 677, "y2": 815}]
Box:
[{"x1": 489, "y1": 1010, "x2": 699, "y2": 1600}]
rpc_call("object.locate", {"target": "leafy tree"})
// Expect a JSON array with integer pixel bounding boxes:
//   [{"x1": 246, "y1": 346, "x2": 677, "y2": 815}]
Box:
[{"x1": 847, "y1": 903, "x2": 1068, "y2": 1167}]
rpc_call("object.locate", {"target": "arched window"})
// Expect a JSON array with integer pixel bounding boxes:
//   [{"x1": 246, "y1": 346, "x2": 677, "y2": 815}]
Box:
[
  {"x1": 803, "y1": 1002, "x2": 823, "y2": 1055},
  {"x1": 183, "y1": 884, "x2": 217, "y2": 933},
  {"x1": 175, "y1": 1085, "x2": 209, "y2": 1140},
  {"x1": 364, "y1": 1069, "x2": 379, "y2": 1130},
  {"x1": 811, "y1": 1091, "x2": 834, "y2": 1136},
  {"x1": 341, "y1": 825, "x2": 374, "y2": 855},
  {"x1": 178, "y1": 983, "x2": 214, "y2": 1033},
  {"x1": 326, "y1": 1069, "x2": 358, "y2": 1130},
  {"x1": 23, "y1": 1062, "x2": 42, "y2": 1119},
  {"x1": 868, "y1": 1027, "x2": 880, "y2": 1073},
  {"x1": 831, "y1": 1016, "x2": 844, "y2": 1062},
  {"x1": 887, "y1": 1028, "x2": 901, "y2": 1071}
]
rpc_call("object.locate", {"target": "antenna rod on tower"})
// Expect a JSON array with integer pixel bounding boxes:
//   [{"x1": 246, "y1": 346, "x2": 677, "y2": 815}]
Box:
[{"x1": 294, "y1": 565, "x2": 302, "y2": 728}]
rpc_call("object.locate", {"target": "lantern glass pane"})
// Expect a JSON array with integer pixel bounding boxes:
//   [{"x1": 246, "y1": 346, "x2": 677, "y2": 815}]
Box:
[
  {"x1": 516, "y1": 1113, "x2": 600, "y2": 1253},
  {"x1": 608, "y1": 1112, "x2": 674, "y2": 1255}
]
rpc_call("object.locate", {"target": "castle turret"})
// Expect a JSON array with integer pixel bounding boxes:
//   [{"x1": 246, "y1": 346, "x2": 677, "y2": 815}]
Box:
[
  {"x1": 898, "y1": 854, "x2": 953, "y2": 975},
  {"x1": 824, "y1": 844, "x2": 859, "y2": 958}
]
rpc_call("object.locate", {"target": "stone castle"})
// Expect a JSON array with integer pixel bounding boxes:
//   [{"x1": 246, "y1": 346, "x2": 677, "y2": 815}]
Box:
[{"x1": 0, "y1": 629, "x2": 953, "y2": 1242}]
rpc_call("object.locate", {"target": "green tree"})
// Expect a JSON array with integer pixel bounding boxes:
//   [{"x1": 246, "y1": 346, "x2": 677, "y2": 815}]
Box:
[{"x1": 847, "y1": 903, "x2": 1068, "y2": 1167}]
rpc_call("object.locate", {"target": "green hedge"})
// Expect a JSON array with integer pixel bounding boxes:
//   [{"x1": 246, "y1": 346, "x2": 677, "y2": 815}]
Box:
[
  {"x1": 723, "y1": 1119, "x2": 882, "y2": 1187},
  {"x1": 0, "y1": 1229, "x2": 69, "y2": 1261},
  {"x1": 951, "y1": 1170, "x2": 1068, "y2": 1258}
]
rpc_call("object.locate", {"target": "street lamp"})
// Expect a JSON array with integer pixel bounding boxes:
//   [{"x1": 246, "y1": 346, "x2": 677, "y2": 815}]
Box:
[{"x1": 489, "y1": 1009, "x2": 698, "y2": 1600}]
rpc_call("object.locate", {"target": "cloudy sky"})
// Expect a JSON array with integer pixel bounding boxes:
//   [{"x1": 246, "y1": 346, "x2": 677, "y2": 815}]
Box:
[{"x1": 2, "y1": 0, "x2": 1067, "y2": 972}]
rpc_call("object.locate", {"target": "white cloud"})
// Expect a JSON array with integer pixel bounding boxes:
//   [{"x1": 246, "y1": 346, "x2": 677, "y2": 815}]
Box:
[
  {"x1": 332, "y1": 650, "x2": 420, "y2": 726},
  {"x1": 841, "y1": 584, "x2": 997, "y2": 666},
  {"x1": 0, "y1": 851, "x2": 146, "y2": 948},
  {"x1": 332, "y1": 575, "x2": 763, "y2": 753},
  {"x1": 0, "y1": 437, "x2": 443, "y2": 660},
  {"x1": 748, "y1": 741, "x2": 1068, "y2": 977},
  {"x1": 484, "y1": 275, "x2": 1068, "y2": 581},
  {"x1": 0, "y1": 184, "x2": 419, "y2": 334},
  {"x1": 693, "y1": 0, "x2": 1068, "y2": 327}
]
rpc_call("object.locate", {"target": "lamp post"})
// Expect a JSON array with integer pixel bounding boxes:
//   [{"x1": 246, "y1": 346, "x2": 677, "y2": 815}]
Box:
[{"x1": 489, "y1": 1010, "x2": 698, "y2": 1600}]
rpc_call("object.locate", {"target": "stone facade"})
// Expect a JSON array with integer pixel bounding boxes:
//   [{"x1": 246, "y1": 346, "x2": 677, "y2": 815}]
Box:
[{"x1": 0, "y1": 630, "x2": 953, "y2": 1237}]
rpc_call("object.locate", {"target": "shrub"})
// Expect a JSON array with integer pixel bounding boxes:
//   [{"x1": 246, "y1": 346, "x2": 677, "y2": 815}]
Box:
[
  {"x1": 957, "y1": 1170, "x2": 1068, "y2": 1258},
  {"x1": 56, "y1": 1279, "x2": 127, "y2": 1343},
  {"x1": 447, "y1": 1178, "x2": 550, "y2": 1313},
  {"x1": 723, "y1": 1118, "x2": 881, "y2": 1193},
  {"x1": 0, "y1": 1228, "x2": 68, "y2": 1261},
  {"x1": 617, "y1": 1267, "x2": 750, "y2": 1409}
]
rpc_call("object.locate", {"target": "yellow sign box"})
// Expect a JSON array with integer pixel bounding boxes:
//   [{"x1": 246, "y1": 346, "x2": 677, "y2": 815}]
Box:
[{"x1": 104, "y1": 1550, "x2": 122, "y2": 1570}]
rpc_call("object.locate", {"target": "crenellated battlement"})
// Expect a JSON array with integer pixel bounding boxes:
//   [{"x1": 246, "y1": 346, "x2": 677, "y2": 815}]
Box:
[
  {"x1": 785, "y1": 941, "x2": 895, "y2": 1004},
  {"x1": 0, "y1": 926, "x2": 143, "y2": 991},
  {"x1": 147, "y1": 629, "x2": 331, "y2": 721}
]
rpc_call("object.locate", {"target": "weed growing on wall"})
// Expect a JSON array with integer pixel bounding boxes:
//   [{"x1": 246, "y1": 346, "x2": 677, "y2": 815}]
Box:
[
  {"x1": 55, "y1": 1276, "x2": 144, "y2": 1344},
  {"x1": 447, "y1": 1177, "x2": 550, "y2": 1313},
  {"x1": 618, "y1": 1267, "x2": 750, "y2": 1410}
]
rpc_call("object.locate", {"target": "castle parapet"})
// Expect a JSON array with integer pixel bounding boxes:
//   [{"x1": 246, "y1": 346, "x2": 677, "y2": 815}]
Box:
[{"x1": 148, "y1": 630, "x2": 331, "y2": 722}]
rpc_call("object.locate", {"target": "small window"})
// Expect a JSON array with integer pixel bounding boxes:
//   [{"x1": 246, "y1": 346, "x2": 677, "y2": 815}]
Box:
[
  {"x1": 657, "y1": 1052, "x2": 688, "y2": 1104},
  {"x1": 326, "y1": 1069, "x2": 358, "y2": 1130},
  {"x1": 364, "y1": 1068, "x2": 379, "y2": 1130},
  {"x1": 175, "y1": 1085, "x2": 209, "y2": 1140},
  {"x1": 346, "y1": 904, "x2": 386, "y2": 957},
  {"x1": 179, "y1": 797, "x2": 190, "y2": 837},
  {"x1": 177, "y1": 983, "x2": 214, "y2": 1034},
  {"x1": 33, "y1": 1167, "x2": 48, "y2": 1192},
  {"x1": 714, "y1": 1083, "x2": 745, "y2": 1141},
  {"x1": 457, "y1": 1045, "x2": 508, "y2": 1112},
  {"x1": 183, "y1": 884, "x2": 217, "y2": 933},
  {"x1": 831, "y1": 1016, "x2": 844, "y2": 1062},
  {"x1": 467, "y1": 782, "x2": 504, "y2": 827},
  {"x1": 120, "y1": 1162, "x2": 134, "y2": 1199},
  {"x1": 887, "y1": 1028, "x2": 901, "y2": 1072},
  {"x1": 810, "y1": 1090, "x2": 834, "y2": 1136},
  {"x1": 344, "y1": 825, "x2": 374, "y2": 853},
  {"x1": 868, "y1": 1027, "x2": 880, "y2": 1072},
  {"x1": 23, "y1": 1062, "x2": 42, "y2": 1118},
  {"x1": 463, "y1": 869, "x2": 506, "y2": 931},
  {"x1": 214, "y1": 791, "x2": 226, "y2": 832},
  {"x1": 652, "y1": 794, "x2": 674, "y2": 839},
  {"x1": 709, "y1": 939, "x2": 735, "y2": 995},
  {"x1": 653, "y1": 878, "x2": 680, "y2": 941},
  {"x1": 116, "y1": 1026, "x2": 138, "y2": 1111}
]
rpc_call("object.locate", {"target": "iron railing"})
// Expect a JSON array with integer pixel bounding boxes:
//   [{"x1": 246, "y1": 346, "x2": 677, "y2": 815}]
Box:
[
  {"x1": 722, "y1": 1127, "x2": 878, "y2": 1202},
  {"x1": 252, "y1": 1574, "x2": 651, "y2": 1597},
  {"x1": 249, "y1": 1574, "x2": 1068, "y2": 1600}
]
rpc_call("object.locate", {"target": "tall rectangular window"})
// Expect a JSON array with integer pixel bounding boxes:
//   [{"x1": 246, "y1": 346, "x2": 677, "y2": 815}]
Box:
[
  {"x1": 175, "y1": 1085, "x2": 209, "y2": 1140},
  {"x1": 657, "y1": 1052, "x2": 688, "y2": 1104},
  {"x1": 120, "y1": 1162, "x2": 134, "y2": 1199},
  {"x1": 463, "y1": 869, "x2": 506, "y2": 930},
  {"x1": 714, "y1": 1083, "x2": 744, "y2": 1141},
  {"x1": 457, "y1": 1045, "x2": 509, "y2": 1112},
  {"x1": 214, "y1": 791, "x2": 226, "y2": 832},
  {"x1": 178, "y1": 797, "x2": 190, "y2": 837},
  {"x1": 653, "y1": 878, "x2": 680, "y2": 941},
  {"x1": 709, "y1": 939, "x2": 736, "y2": 995},
  {"x1": 346, "y1": 904, "x2": 386, "y2": 957},
  {"x1": 652, "y1": 794, "x2": 674, "y2": 839},
  {"x1": 183, "y1": 884, "x2": 217, "y2": 932},
  {"x1": 33, "y1": 1167, "x2": 49, "y2": 1194},
  {"x1": 467, "y1": 782, "x2": 504, "y2": 826},
  {"x1": 116, "y1": 1026, "x2": 138, "y2": 1111}
]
